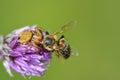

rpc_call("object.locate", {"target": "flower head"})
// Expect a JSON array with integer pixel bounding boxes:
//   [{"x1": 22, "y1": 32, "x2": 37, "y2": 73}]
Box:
[{"x1": 0, "y1": 25, "x2": 52, "y2": 77}]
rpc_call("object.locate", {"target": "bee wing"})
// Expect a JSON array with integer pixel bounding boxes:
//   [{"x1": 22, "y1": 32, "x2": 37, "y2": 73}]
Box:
[
  {"x1": 53, "y1": 20, "x2": 77, "y2": 35},
  {"x1": 71, "y1": 47, "x2": 79, "y2": 56}
]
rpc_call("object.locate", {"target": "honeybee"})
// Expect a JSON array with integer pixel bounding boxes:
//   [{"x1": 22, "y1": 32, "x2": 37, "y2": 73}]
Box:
[
  {"x1": 19, "y1": 21, "x2": 75, "y2": 59},
  {"x1": 42, "y1": 21, "x2": 75, "y2": 59}
]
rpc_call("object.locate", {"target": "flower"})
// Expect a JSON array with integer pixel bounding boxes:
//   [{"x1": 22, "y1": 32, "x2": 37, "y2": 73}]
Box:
[{"x1": 0, "y1": 25, "x2": 52, "y2": 77}]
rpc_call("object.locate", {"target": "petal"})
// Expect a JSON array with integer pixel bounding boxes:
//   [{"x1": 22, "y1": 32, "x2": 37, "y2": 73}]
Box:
[
  {"x1": 10, "y1": 62, "x2": 25, "y2": 74},
  {"x1": 14, "y1": 58, "x2": 29, "y2": 68},
  {"x1": 3, "y1": 60, "x2": 13, "y2": 76},
  {"x1": 12, "y1": 26, "x2": 30, "y2": 35},
  {"x1": 10, "y1": 51, "x2": 23, "y2": 57},
  {"x1": 30, "y1": 65, "x2": 46, "y2": 74},
  {"x1": 0, "y1": 50, "x2": 3, "y2": 59},
  {"x1": 9, "y1": 37, "x2": 18, "y2": 49}
]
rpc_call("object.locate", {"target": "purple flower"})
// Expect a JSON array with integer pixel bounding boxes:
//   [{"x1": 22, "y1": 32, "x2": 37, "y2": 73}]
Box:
[{"x1": 0, "y1": 25, "x2": 52, "y2": 77}]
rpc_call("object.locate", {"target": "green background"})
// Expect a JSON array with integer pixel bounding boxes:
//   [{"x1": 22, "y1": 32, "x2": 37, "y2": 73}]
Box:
[{"x1": 0, "y1": 0, "x2": 119, "y2": 80}]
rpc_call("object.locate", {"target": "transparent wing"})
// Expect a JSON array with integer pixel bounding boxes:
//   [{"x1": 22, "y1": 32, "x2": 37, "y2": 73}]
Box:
[
  {"x1": 71, "y1": 47, "x2": 79, "y2": 56},
  {"x1": 53, "y1": 20, "x2": 77, "y2": 35}
]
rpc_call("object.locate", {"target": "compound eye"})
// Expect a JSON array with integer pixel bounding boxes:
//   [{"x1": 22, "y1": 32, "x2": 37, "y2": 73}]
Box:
[{"x1": 44, "y1": 37, "x2": 55, "y2": 46}]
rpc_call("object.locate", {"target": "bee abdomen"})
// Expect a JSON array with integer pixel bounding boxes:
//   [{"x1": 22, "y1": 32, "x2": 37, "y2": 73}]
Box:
[{"x1": 59, "y1": 44, "x2": 71, "y2": 59}]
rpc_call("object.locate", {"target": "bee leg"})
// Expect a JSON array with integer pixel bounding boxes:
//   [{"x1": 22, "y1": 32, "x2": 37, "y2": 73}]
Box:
[
  {"x1": 32, "y1": 41, "x2": 43, "y2": 53},
  {"x1": 32, "y1": 42, "x2": 39, "y2": 54},
  {"x1": 55, "y1": 52, "x2": 60, "y2": 58},
  {"x1": 55, "y1": 50, "x2": 62, "y2": 58},
  {"x1": 33, "y1": 40, "x2": 43, "y2": 48},
  {"x1": 24, "y1": 42, "x2": 32, "y2": 53},
  {"x1": 35, "y1": 27, "x2": 43, "y2": 39}
]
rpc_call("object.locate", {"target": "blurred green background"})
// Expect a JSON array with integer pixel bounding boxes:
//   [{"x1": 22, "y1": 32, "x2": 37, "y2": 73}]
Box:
[{"x1": 0, "y1": 0, "x2": 119, "y2": 80}]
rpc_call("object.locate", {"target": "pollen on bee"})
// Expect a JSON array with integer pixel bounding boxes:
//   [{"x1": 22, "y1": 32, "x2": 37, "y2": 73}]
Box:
[{"x1": 19, "y1": 30, "x2": 33, "y2": 43}]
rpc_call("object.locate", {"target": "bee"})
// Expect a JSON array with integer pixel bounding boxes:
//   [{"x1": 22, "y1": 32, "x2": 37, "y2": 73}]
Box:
[
  {"x1": 18, "y1": 26, "x2": 44, "y2": 52},
  {"x1": 42, "y1": 21, "x2": 75, "y2": 59},
  {"x1": 19, "y1": 21, "x2": 75, "y2": 58}
]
